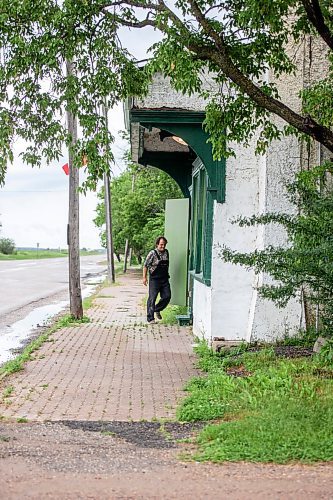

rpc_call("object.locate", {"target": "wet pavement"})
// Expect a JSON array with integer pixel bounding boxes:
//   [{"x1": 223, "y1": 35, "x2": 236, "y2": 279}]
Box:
[
  {"x1": 0, "y1": 269, "x2": 198, "y2": 421},
  {"x1": 0, "y1": 257, "x2": 107, "y2": 365}
]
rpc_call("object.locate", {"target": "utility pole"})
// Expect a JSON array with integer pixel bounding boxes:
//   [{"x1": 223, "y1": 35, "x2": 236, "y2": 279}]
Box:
[
  {"x1": 123, "y1": 173, "x2": 135, "y2": 273},
  {"x1": 123, "y1": 239, "x2": 129, "y2": 273},
  {"x1": 66, "y1": 59, "x2": 83, "y2": 319},
  {"x1": 102, "y1": 101, "x2": 115, "y2": 283},
  {"x1": 104, "y1": 170, "x2": 115, "y2": 282}
]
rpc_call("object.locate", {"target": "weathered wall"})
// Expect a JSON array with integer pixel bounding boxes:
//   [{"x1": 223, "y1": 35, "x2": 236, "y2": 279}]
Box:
[
  {"x1": 192, "y1": 279, "x2": 212, "y2": 339},
  {"x1": 133, "y1": 72, "x2": 216, "y2": 111},
  {"x1": 209, "y1": 140, "x2": 260, "y2": 341}
]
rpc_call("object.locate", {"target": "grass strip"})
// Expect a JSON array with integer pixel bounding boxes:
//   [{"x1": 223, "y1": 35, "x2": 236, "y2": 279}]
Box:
[
  {"x1": 177, "y1": 340, "x2": 333, "y2": 463},
  {"x1": 0, "y1": 315, "x2": 90, "y2": 381},
  {"x1": 0, "y1": 250, "x2": 102, "y2": 260}
]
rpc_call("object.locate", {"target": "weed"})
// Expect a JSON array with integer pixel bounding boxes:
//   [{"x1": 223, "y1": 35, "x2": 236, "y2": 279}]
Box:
[
  {"x1": 276, "y1": 327, "x2": 318, "y2": 348},
  {"x1": 1, "y1": 357, "x2": 24, "y2": 375},
  {"x1": 2, "y1": 386, "x2": 14, "y2": 398},
  {"x1": 101, "y1": 431, "x2": 116, "y2": 436},
  {"x1": 83, "y1": 295, "x2": 94, "y2": 310},
  {"x1": 317, "y1": 338, "x2": 333, "y2": 364},
  {"x1": 195, "y1": 398, "x2": 333, "y2": 463},
  {"x1": 159, "y1": 304, "x2": 188, "y2": 325},
  {"x1": 56, "y1": 315, "x2": 90, "y2": 328},
  {"x1": 159, "y1": 423, "x2": 172, "y2": 441},
  {"x1": 16, "y1": 417, "x2": 28, "y2": 423}
]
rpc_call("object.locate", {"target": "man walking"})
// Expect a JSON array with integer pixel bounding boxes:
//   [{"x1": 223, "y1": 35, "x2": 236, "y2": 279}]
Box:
[{"x1": 143, "y1": 236, "x2": 171, "y2": 324}]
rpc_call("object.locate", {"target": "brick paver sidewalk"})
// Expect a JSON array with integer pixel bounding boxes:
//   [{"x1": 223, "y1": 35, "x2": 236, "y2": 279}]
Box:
[{"x1": 0, "y1": 270, "x2": 198, "y2": 422}]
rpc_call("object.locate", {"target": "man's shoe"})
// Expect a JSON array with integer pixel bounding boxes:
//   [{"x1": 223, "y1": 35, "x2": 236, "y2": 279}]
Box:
[
  {"x1": 155, "y1": 311, "x2": 162, "y2": 320},
  {"x1": 147, "y1": 319, "x2": 155, "y2": 324}
]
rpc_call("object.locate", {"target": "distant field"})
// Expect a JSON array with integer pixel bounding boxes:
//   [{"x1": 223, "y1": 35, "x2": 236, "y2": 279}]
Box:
[{"x1": 0, "y1": 250, "x2": 103, "y2": 260}]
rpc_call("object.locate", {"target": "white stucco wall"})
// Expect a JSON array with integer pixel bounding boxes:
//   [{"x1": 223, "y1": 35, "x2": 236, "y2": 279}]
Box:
[
  {"x1": 128, "y1": 44, "x2": 329, "y2": 341},
  {"x1": 192, "y1": 279, "x2": 212, "y2": 339},
  {"x1": 134, "y1": 72, "x2": 217, "y2": 111},
  {"x1": 210, "y1": 141, "x2": 261, "y2": 342},
  {"x1": 248, "y1": 134, "x2": 304, "y2": 341},
  {"x1": 208, "y1": 134, "x2": 304, "y2": 342}
]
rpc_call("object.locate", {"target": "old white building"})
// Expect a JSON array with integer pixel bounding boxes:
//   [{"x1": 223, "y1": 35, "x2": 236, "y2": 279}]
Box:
[{"x1": 124, "y1": 36, "x2": 327, "y2": 343}]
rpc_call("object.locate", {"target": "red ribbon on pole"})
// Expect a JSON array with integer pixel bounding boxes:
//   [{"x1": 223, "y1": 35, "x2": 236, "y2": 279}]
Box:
[{"x1": 62, "y1": 163, "x2": 69, "y2": 175}]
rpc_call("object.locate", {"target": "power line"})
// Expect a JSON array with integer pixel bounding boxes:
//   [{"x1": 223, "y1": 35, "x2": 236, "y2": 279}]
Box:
[{"x1": 1, "y1": 190, "x2": 67, "y2": 193}]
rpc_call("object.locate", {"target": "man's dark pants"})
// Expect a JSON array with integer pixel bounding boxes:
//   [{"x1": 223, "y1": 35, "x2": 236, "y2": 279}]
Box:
[{"x1": 147, "y1": 278, "x2": 171, "y2": 322}]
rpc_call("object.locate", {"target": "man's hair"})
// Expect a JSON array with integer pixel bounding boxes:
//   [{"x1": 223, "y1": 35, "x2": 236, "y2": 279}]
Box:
[{"x1": 155, "y1": 236, "x2": 168, "y2": 246}]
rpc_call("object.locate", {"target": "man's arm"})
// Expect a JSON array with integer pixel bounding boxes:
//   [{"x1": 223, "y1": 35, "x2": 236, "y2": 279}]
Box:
[
  {"x1": 143, "y1": 265, "x2": 148, "y2": 286},
  {"x1": 143, "y1": 249, "x2": 154, "y2": 285}
]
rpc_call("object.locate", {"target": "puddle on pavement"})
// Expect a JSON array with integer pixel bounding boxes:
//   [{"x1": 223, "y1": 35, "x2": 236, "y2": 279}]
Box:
[
  {"x1": 0, "y1": 274, "x2": 106, "y2": 366},
  {"x1": 0, "y1": 301, "x2": 68, "y2": 365}
]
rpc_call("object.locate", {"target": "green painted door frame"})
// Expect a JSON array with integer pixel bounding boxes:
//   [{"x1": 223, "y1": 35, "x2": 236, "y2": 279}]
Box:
[
  {"x1": 130, "y1": 109, "x2": 225, "y2": 204},
  {"x1": 129, "y1": 108, "x2": 225, "y2": 297}
]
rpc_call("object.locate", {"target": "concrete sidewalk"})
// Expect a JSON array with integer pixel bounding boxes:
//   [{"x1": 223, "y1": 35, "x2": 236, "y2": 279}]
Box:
[{"x1": 0, "y1": 270, "x2": 198, "y2": 422}]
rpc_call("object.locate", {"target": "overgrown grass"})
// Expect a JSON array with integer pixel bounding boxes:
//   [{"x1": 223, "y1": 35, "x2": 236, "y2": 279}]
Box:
[
  {"x1": 177, "y1": 341, "x2": 333, "y2": 463},
  {"x1": 83, "y1": 294, "x2": 95, "y2": 310},
  {"x1": 161, "y1": 304, "x2": 188, "y2": 325},
  {"x1": 141, "y1": 294, "x2": 188, "y2": 325},
  {"x1": 55, "y1": 314, "x2": 90, "y2": 328},
  {"x1": 275, "y1": 327, "x2": 318, "y2": 347}
]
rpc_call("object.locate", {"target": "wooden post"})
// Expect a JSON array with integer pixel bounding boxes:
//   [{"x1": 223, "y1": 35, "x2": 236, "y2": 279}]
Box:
[
  {"x1": 129, "y1": 247, "x2": 133, "y2": 266},
  {"x1": 123, "y1": 239, "x2": 129, "y2": 273},
  {"x1": 123, "y1": 173, "x2": 135, "y2": 273},
  {"x1": 102, "y1": 102, "x2": 115, "y2": 283},
  {"x1": 104, "y1": 171, "x2": 115, "y2": 283},
  {"x1": 66, "y1": 59, "x2": 83, "y2": 319}
]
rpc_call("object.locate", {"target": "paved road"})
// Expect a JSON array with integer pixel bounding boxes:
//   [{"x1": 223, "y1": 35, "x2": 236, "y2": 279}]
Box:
[{"x1": 0, "y1": 253, "x2": 107, "y2": 317}]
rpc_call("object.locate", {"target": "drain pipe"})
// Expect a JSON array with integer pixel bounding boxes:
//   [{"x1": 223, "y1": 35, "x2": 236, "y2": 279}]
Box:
[{"x1": 315, "y1": 142, "x2": 323, "y2": 333}]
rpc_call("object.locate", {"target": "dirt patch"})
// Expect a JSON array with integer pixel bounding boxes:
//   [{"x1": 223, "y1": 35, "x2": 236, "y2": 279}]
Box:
[
  {"x1": 218, "y1": 345, "x2": 314, "y2": 359},
  {"x1": 226, "y1": 365, "x2": 252, "y2": 378},
  {"x1": 61, "y1": 421, "x2": 205, "y2": 449},
  {"x1": 1, "y1": 421, "x2": 333, "y2": 499},
  {"x1": 273, "y1": 346, "x2": 313, "y2": 358}
]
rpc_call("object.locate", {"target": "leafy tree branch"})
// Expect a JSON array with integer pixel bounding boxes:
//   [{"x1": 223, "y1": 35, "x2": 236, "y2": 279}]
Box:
[{"x1": 1, "y1": 0, "x2": 333, "y2": 185}]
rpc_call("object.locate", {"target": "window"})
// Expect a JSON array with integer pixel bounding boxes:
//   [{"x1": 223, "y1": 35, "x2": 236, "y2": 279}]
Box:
[{"x1": 190, "y1": 160, "x2": 210, "y2": 280}]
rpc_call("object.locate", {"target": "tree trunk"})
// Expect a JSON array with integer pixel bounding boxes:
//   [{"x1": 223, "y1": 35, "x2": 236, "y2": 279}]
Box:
[
  {"x1": 66, "y1": 59, "x2": 83, "y2": 320},
  {"x1": 102, "y1": 102, "x2": 115, "y2": 283}
]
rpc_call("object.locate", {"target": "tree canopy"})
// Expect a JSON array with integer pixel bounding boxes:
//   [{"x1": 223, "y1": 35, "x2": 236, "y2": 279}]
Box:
[
  {"x1": 0, "y1": 0, "x2": 332, "y2": 185},
  {"x1": 94, "y1": 163, "x2": 182, "y2": 259},
  {"x1": 0, "y1": 0, "x2": 147, "y2": 187}
]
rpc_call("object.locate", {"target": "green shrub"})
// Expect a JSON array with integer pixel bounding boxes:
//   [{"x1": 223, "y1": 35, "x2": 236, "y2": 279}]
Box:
[
  {"x1": 0, "y1": 237, "x2": 16, "y2": 255},
  {"x1": 221, "y1": 164, "x2": 333, "y2": 340}
]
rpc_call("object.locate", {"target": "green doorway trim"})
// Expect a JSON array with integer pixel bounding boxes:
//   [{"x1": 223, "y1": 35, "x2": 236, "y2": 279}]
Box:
[
  {"x1": 130, "y1": 109, "x2": 226, "y2": 203},
  {"x1": 138, "y1": 150, "x2": 193, "y2": 197}
]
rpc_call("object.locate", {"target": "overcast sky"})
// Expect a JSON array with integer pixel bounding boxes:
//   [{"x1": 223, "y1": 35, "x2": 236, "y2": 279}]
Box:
[
  {"x1": 0, "y1": 105, "x2": 128, "y2": 249},
  {"x1": 0, "y1": 25, "x2": 158, "y2": 250}
]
